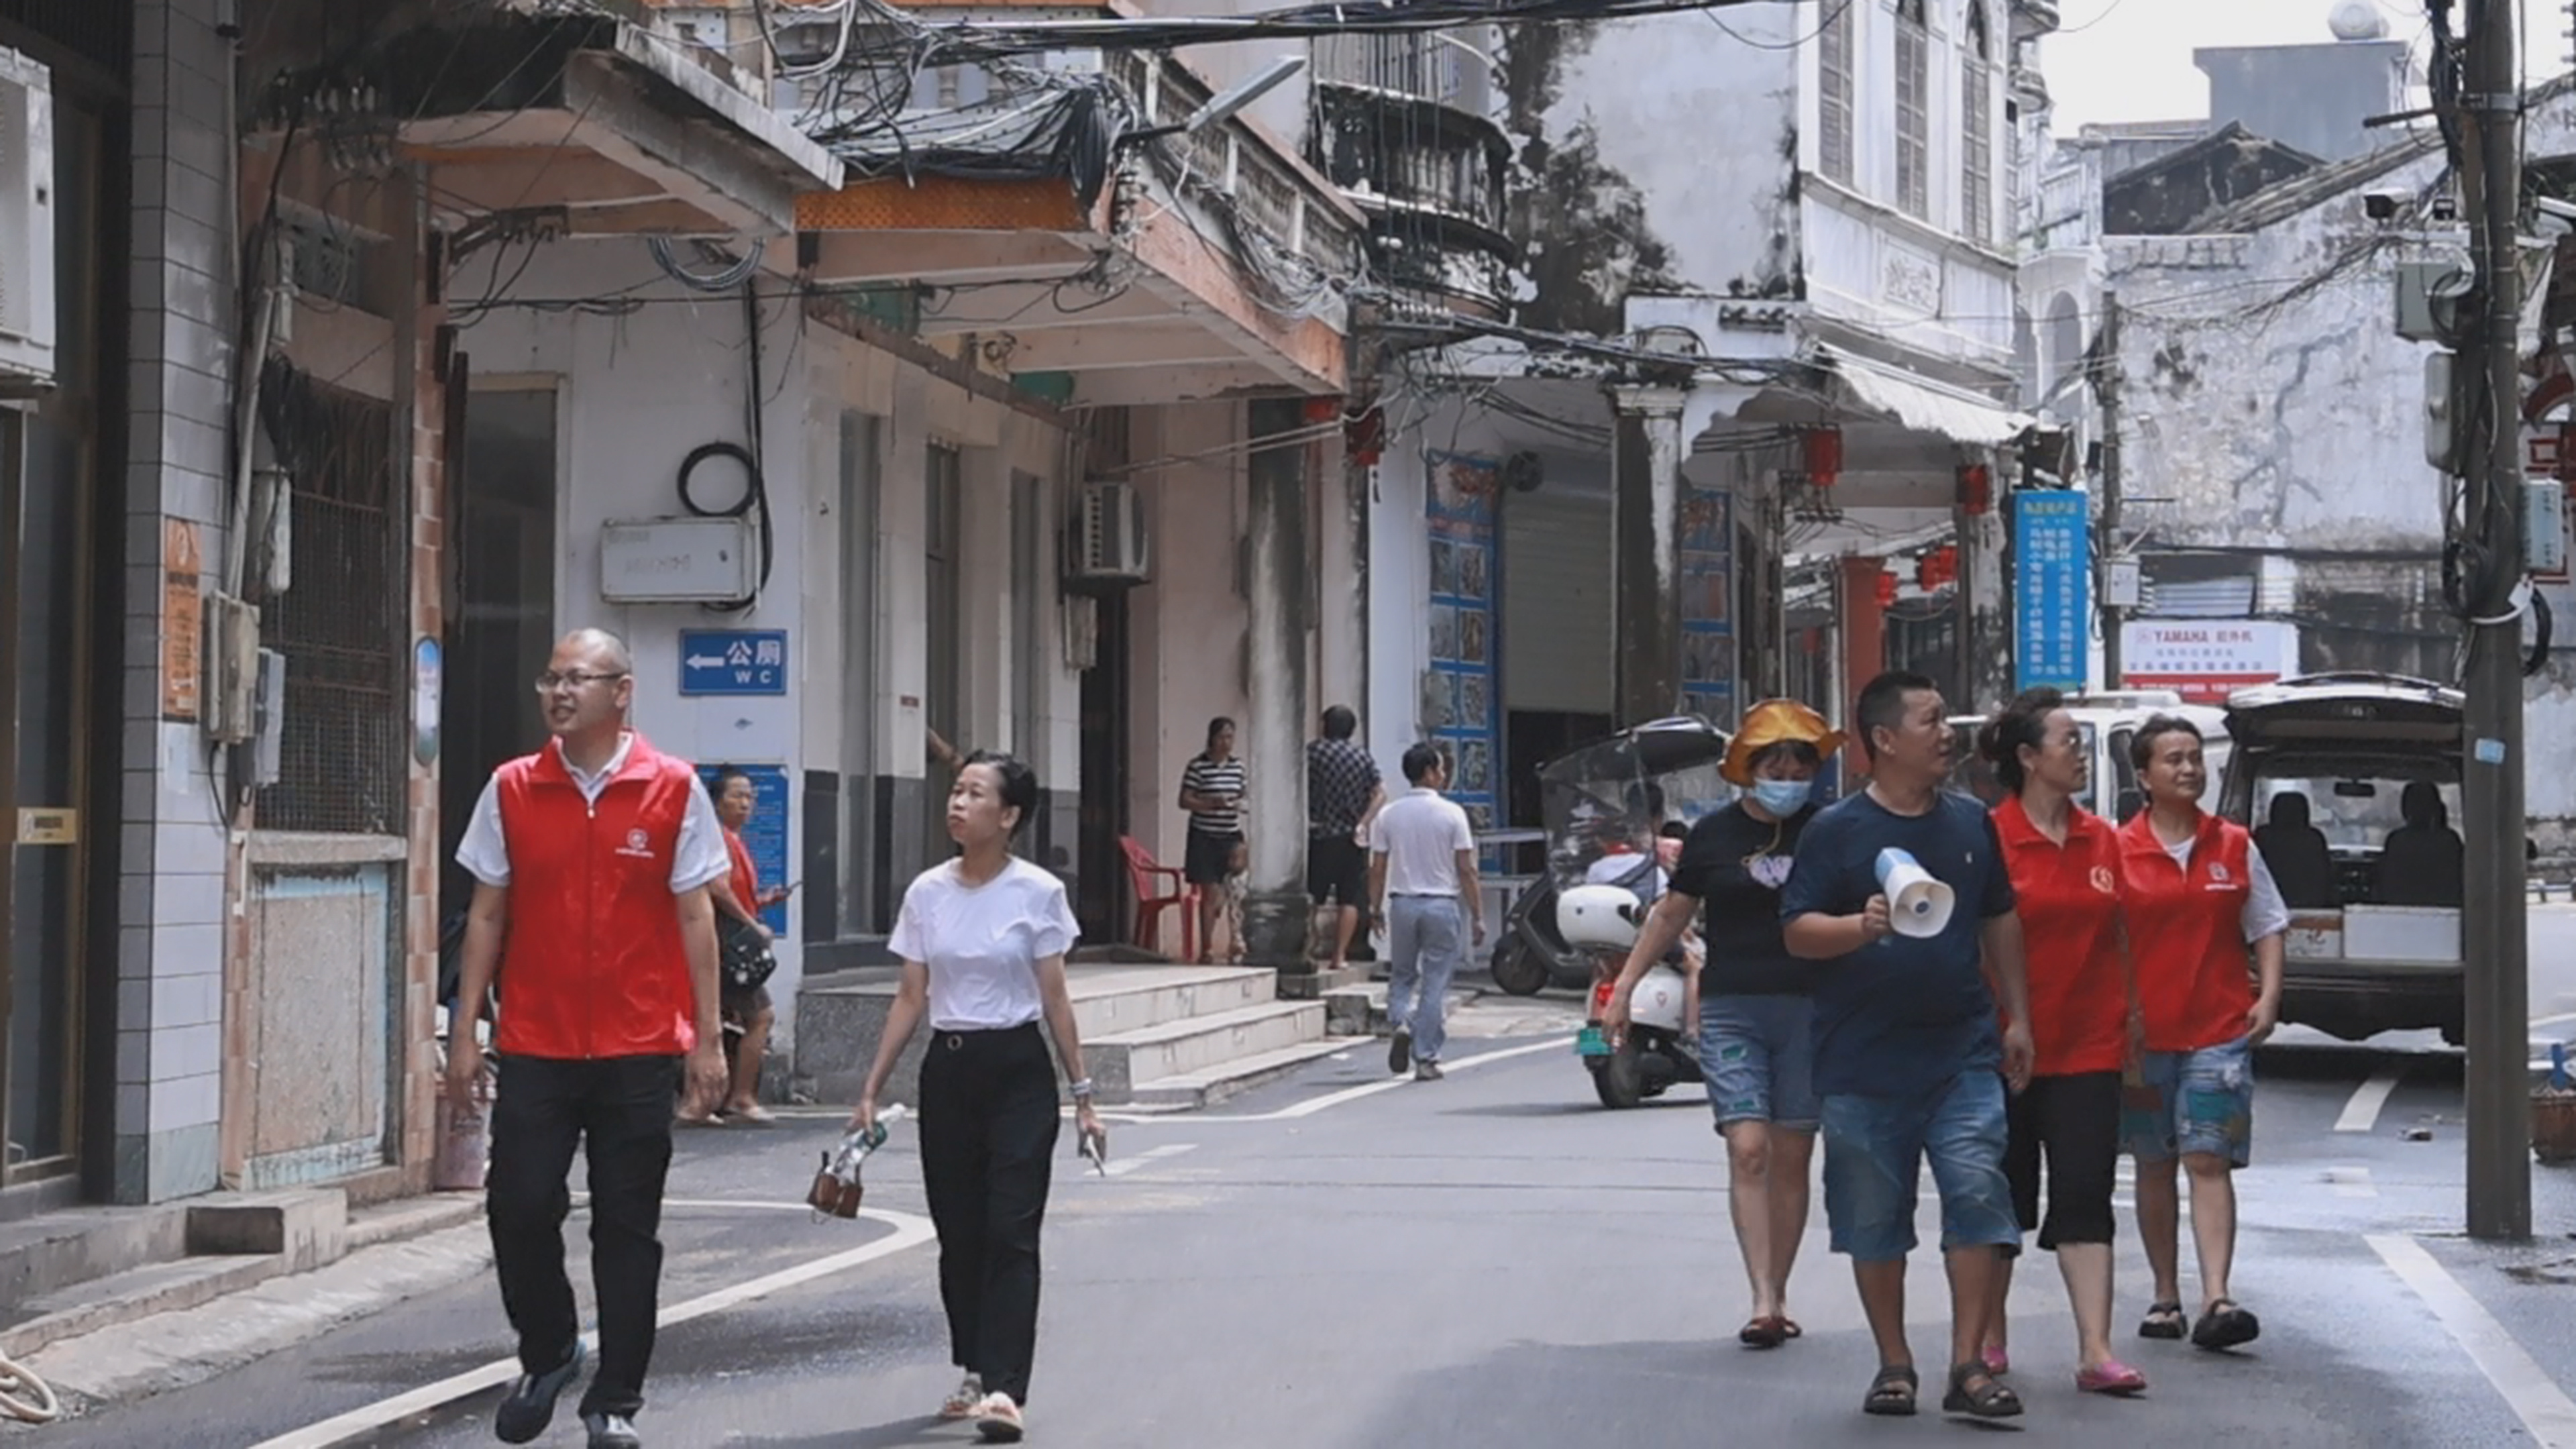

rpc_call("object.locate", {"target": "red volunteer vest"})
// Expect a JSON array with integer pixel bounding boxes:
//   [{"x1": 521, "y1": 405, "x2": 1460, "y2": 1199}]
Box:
[
  {"x1": 1992, "y1": 797, "x2": 2129, "y2": 1077},
  {"x1": 492, "y1": 734, "x2": 701, "y2": 1059},
  {"x1": 2118, "y1": 808, "x2": 2255, "y2": 1054}
]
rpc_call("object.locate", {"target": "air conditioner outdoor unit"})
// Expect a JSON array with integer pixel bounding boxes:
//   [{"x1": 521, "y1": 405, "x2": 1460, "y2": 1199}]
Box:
[
  {"x1": 1067, "y1": 481, "x2": 1148, "y2": 588},
  {"x1": 0, "y1": 46, "x2": 55, "y2": 394}
]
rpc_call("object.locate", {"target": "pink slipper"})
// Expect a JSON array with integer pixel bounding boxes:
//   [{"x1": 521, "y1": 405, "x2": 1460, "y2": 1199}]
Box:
[{"x1": 2077, "y1": 1360, "x2": 2149, "y2": 1395}]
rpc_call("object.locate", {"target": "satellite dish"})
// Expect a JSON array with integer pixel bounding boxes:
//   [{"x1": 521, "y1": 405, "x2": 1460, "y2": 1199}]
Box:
[
  {"x1": 1503, "y1": 452, "x2": 1544, "y2": 493},
  {"x1": 2328, "y1": 1, "x2": 2387, "y2": 41}
]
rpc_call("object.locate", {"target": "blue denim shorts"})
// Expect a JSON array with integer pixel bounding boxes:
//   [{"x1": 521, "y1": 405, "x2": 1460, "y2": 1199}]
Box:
[
  {"x1": 2123, "y1": 1034, "x2": 2255, "y2": 1168},
  {"x1": 1820, "y1": 1070, "x2": 2018, "y2": 1263},
  {"x1": 1699, "y1": 995, "x2": 1820, "y2": 1131}
]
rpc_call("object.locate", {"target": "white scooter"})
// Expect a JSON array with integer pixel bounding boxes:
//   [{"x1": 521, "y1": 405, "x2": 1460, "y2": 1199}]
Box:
[{"x1": 1561, "y1": 882, "x2": 1703, "y2": 1110}]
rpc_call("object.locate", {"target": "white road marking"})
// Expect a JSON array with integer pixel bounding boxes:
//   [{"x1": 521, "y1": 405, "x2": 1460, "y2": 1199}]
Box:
[
  {"x1": 1102, "y1": 1142, "x2": 1199, "y2": 1178},
  {"x1": 2369, "y1": 1233, "x2": 2576, "y2": 1448},
  {"x1": 245, "y1": 1208, "x2": 938, "y2": 1449},
  {"x1": 1095, "y1": 1036, "x2": 1577, "y2": 1125},
  {"x1": 2336, "y1": 1067, "x2": 2406, "y2": 1134},
  {"x1": 2327, "y1": 1166, "x2": 2377, "y2": 1199},
  {"x1": 2530, "y1": 1012, "x2": 2576, "y2": 1030}
]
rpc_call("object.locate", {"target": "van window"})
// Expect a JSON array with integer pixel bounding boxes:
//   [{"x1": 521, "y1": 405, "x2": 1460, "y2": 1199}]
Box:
[{"x1": 2107, "y1": 728, "x2": 2142, "y2": 822}]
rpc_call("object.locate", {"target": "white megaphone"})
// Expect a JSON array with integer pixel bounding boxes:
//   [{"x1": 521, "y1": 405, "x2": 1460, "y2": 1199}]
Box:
[{"x1": 1874, "y1": 848, "x2": 1955, "y2": 938}]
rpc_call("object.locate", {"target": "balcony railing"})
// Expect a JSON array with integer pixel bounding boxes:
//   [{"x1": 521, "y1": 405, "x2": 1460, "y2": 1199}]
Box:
[
  {"x1": 1310, "y1": 30, "x2": 1497, "y2": 119},
  {"x1": 1110, "y1": 49, "x2": 1362, "y2": 285}
]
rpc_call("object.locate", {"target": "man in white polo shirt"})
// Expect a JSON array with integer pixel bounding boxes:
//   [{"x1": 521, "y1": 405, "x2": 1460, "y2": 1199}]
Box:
[{"x1": 1368, "y1": 742, "x2": 1485, "y2": 1081}]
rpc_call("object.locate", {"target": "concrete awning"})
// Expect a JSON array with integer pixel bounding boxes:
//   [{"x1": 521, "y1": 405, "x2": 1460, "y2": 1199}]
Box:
[
  {"x1": 798, "y1": 50, "x2": 1358, "y2": 404},
  {"x1": 1815, "y1": 345, "x2": 2032, "y2": 448},
  {"x1": 259, "y1": 4, "x2": 843, "y2": 239}
]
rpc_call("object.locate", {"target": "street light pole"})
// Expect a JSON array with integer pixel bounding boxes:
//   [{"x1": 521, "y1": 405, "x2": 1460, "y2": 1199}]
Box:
[
  {"x1": 2098, "y1": 291, "x2": 2125, "y2": 687},
  {"x1": 2461, "y1": 0, "x2": 2530, "y2": 1243}
]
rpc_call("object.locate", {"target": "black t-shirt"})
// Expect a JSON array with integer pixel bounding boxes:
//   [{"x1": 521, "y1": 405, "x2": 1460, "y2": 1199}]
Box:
[{"x1": 1669, "y1": 802, "x2": 1817, "y2": 998}]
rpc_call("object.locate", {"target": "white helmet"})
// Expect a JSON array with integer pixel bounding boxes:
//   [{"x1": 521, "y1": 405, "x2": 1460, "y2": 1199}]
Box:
[
  {"x1": 1627, "y1": 963, "x2": 1690, "y2": 1035},
  {"x1": 1558, "y1": 882, "x2": 1646, "y2": 951}
]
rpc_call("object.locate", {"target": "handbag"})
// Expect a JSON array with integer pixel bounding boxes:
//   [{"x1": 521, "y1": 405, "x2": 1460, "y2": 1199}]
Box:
[{"x1": 716, "y1": 912, "x2": 777, "y2": 993}]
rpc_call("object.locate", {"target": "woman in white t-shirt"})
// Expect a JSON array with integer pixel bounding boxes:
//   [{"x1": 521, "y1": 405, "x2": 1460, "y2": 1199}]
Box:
[{"x1": 853, "y1": 752, "x2": 1104, "y2": 1445}]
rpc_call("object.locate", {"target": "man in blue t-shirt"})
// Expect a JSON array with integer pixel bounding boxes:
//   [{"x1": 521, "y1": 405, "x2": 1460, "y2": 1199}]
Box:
[{"x1": 1780, "y1": 670, "x2": 2035, "y2": 1423}]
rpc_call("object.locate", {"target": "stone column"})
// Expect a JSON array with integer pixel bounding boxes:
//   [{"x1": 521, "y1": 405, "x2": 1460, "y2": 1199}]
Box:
[
  {"x1": 1837, "y1": 554, "x2": 1888, "y2": 776},
  {"x1": 1608, "y1": 385, "x2": 1687, "y2": 727},
  {"x1": 1239, "y1": 399, "x2": 1313, "y2": 970},
  {"x1": 1955, "y1": 467, "x2": 2015, "y2": 716}
]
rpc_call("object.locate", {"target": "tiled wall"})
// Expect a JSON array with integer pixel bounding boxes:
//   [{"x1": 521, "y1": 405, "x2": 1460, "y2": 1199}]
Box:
[{"x1": 117, "y1": 0, "x2": 235, "y2": 1203}]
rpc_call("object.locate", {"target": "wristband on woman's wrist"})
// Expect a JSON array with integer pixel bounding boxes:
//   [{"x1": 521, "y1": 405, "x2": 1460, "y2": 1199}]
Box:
[{"x1": 1068, "y1": 1078, "x2": 1095, "y2": 1101}]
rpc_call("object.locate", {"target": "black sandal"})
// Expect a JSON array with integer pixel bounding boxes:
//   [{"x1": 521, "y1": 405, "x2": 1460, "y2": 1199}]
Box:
[
  {"x1": 1943, "y1": 1361, "x2": 2026, "y2": 1419},
  {"x1": 2192, "y1": 1299, "x2": 2261, "y2": 1351},
  {"x1": 2139, "y1": 1301, "x2": 2188, "y2": 1340},
  {"x1": 1863, "y1": 1364, "x2": 1919, "y2": 1417}
]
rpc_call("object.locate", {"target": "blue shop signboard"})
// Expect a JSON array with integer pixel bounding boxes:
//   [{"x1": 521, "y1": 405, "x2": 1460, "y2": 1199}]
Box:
[{"x1": 2014, "y1": 492, "x2": 2090, "y2": 692}]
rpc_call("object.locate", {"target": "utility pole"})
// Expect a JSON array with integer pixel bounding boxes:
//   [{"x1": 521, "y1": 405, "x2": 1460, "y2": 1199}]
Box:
[
  {"x1": 2461, "y1": 0, "x2": 2530, "y2": 1243},
  {"x1": 2098, "y1": 291, "x2": 2125, "y2": 687}
]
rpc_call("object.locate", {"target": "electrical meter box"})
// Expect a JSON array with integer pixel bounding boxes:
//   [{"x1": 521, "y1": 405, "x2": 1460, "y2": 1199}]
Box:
[
  {"x1": 599, "y1": 517, "x2": 757, "y2": 604},
  {"x1": 2531, "y1": 479, "x2": 2567, "y2": 576}
]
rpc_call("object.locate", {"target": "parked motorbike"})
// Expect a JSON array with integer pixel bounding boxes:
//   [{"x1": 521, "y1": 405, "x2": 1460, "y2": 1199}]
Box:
[{"x1": 1484, "y1": 715, "x2": 1734, "y2": 1108}]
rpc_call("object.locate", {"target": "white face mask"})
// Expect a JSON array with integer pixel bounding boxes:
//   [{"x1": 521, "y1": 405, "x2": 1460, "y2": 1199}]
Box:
[{"x1": 1750, "y1": 778, "x2": 1814, "y2": 815}]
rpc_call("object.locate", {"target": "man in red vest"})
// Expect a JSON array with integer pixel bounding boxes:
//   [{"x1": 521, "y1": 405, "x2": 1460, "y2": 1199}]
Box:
[{"x1": 445, "y1": 628, "x2": 729, "y2": 1449}]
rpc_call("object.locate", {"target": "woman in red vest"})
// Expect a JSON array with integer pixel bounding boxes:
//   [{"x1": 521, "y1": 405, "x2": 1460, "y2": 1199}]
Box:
[
  {"x1": 1976, "y1": 689, "x2": 2149, "y2": 1395},
  {"x1": 2118, "y1": 715, "x2": 2288, "y2": 1353}
]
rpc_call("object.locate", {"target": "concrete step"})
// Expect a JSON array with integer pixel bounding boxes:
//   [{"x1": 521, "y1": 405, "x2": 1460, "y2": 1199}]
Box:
[
  {"x1": 1126, "y1": 1038, "x2": 1356, "y2": 1111},
  {"x1": 796, "y1": 965, "x2": 1279, "y2": 1108},
  {"x1": 347, "y1": 1193, "x2": 483, "y2": 1252},
  {"x1": 0, "y1": 1251, "x2": 282, "y2": 1360},
  {"x1": 1090, "y1": 1000, "x2": 1328, "y2": 1097},
  {"x1": 0, "y1": 1205, "x2": 189, "y2": 1317}
]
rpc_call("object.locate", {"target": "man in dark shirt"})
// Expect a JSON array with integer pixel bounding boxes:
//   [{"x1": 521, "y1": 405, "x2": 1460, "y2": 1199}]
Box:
[
  {"x1": 1781, "y1": 671, "x2": 2034, "y2": 1421},
  {"x1": 1305, "y1": 705, "x2": 1385, "y2": 973}
]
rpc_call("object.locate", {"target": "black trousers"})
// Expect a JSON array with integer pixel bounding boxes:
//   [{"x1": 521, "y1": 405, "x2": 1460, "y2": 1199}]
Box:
[
  {"x1": 487, "y1": 1053, "x2": 680, "y2": 1418},
  {"x1": 918, "y1": 1023, "x2": 1062, "y2": 1405},
  {"x1": 2004, "y1": 1070, "x2": 2122, "y2": 1252}
]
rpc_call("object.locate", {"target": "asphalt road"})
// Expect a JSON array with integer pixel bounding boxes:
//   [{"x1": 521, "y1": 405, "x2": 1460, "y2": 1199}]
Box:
[{"x1": 25, "y1": 987, "x2": 2576, "y2": 1449}]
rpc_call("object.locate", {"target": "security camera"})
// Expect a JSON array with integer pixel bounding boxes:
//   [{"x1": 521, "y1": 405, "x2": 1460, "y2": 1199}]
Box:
[{"x1": 2363, "y1": 189, "x2": 2407, "y2": 221}]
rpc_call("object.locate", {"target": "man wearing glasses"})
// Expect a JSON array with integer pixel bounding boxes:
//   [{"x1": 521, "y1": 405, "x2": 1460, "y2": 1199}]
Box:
[{"x1": 446, "y1": 628, "x2": 731, "y2": 1449}]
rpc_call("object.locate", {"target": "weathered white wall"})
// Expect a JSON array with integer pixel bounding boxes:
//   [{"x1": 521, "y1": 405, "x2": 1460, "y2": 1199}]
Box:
[
  {"x1": 1124, "y1": 402, "x2": 1252, "y2": 874},
  {"x1": 2102, "y1": 94, "x2": 2576, "y2": 822},
  {"x1": 458, "y1": 241, "x2": 1079, "y2": 1030}
]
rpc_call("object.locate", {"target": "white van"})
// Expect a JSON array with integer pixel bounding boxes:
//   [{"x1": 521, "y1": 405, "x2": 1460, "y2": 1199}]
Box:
[{"x1": 1946, "y1": 690, "x2": 2233, "y2": 824}]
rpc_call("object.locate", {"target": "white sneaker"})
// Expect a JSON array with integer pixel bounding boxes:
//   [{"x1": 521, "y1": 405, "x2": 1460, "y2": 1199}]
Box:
[
  {"x1": 939, "y1": 1374, "x2": 985, "y2": 1420},
  {"x1": 975, "y1": 1391, "x2": 1025, "y2": 1444}
]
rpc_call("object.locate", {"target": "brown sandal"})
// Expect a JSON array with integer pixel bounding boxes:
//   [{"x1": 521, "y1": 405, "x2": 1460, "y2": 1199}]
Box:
[{"x1": 1739, "y1": 1317, "x2": 1786, "y2": 1350}]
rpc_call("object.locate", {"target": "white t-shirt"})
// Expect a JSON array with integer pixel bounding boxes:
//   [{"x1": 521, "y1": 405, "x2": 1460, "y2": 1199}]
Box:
[
  {"x1": 889, "y1": 857, "x2": 1081, "y2": 1032},
  {"x1": 453, "y1": 735, "x2": 731, "y2": 894},
  {"x1": 1368, "y1": 788, "x2": 1475, "y2": 897},
  {"x1": 2163, "y1": 835, "x2": 2294, "y2": 943},
  {"x1": 1584, "y1": 851, "x2": 1667, "y2": 902}
]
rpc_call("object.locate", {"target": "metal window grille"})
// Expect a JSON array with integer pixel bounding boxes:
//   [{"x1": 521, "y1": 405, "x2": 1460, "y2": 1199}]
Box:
[
  {"x1": 1962, "y1": 5, "x2": 1993, "y2": 244},
  {"x1": 1895, "y1": 1, "x2": 1929, "y2": 219},
  {"x1": 1817, "y1": 1, "x2": 1854, "y2": 186},
  {"x1": 256, "y1": 369, "x2": 409, "y2": 836}
]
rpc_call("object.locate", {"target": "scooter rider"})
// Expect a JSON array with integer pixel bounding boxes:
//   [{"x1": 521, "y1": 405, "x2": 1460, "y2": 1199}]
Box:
[{"x1": 1605, "y1": 699, "x2": 1842, "y2": 1351}]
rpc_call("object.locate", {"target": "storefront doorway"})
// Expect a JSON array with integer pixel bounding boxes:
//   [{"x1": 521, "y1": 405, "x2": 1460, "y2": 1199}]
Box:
[{"x1": 0, "y1": 92, "x2": 107, "y2": 1188}]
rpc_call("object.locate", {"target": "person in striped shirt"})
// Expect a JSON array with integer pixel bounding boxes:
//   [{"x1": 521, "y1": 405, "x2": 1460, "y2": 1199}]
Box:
[{"x1": 1177, "y1": 717, "x2": 1248, "y2": 963}]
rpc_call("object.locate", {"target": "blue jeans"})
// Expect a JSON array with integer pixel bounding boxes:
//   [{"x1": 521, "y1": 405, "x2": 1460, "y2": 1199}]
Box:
[
  {"x1": 2124, "y1": 1034, "x2": 2255, "y2": 1168},
  {"x1": 1699, "y1": 995, "x2": 1821, "y2": 1130},
  {"x1": 1820, "y1": 1069, "x2": 2017, "y2": 1263},
  {"x1": 1385, "y1": 895, "x2": 1463, "y2": 1063}
]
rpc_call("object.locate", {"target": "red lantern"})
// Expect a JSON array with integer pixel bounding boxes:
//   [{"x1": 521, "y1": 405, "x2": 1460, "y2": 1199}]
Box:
[
  {"x1": 1915, "y1": 555, "x2": 1937, "y2": 590},
  {"x1": 1803, "y1": 427, "x2": 1845, "y2": 489},
  {"x1": 1957, "y1": 464, "x2": 1992, "y2": 515},
  {"x1": 1303, "y1": 395, "x2": 1343, "y2": 425},
  {"x1": 1874, "y1": 569, "x2": 1898, "y2": 608}
]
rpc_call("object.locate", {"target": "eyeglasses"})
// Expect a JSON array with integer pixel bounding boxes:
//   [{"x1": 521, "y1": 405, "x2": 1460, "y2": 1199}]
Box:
[{"x1": 534, "y1": 671, "x2": 628, "y2": 694}]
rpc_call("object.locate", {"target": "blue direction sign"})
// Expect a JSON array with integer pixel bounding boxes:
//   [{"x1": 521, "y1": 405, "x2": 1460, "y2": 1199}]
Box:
[
  {"x1": 697, "y1": 763, "x2": 790, "y2": 932},
  {"x1": 680, "y1": 629, "x2": 788, "y2": 696},
  {"x1": 2015, "y1": 492, "x2": 2090, "y2": 692}
]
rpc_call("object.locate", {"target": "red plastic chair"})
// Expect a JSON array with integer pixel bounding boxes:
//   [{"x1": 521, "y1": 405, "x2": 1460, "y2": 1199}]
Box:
[{"x1": 1118, "y1": 835, "x2": 1199, "y2": 961}]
